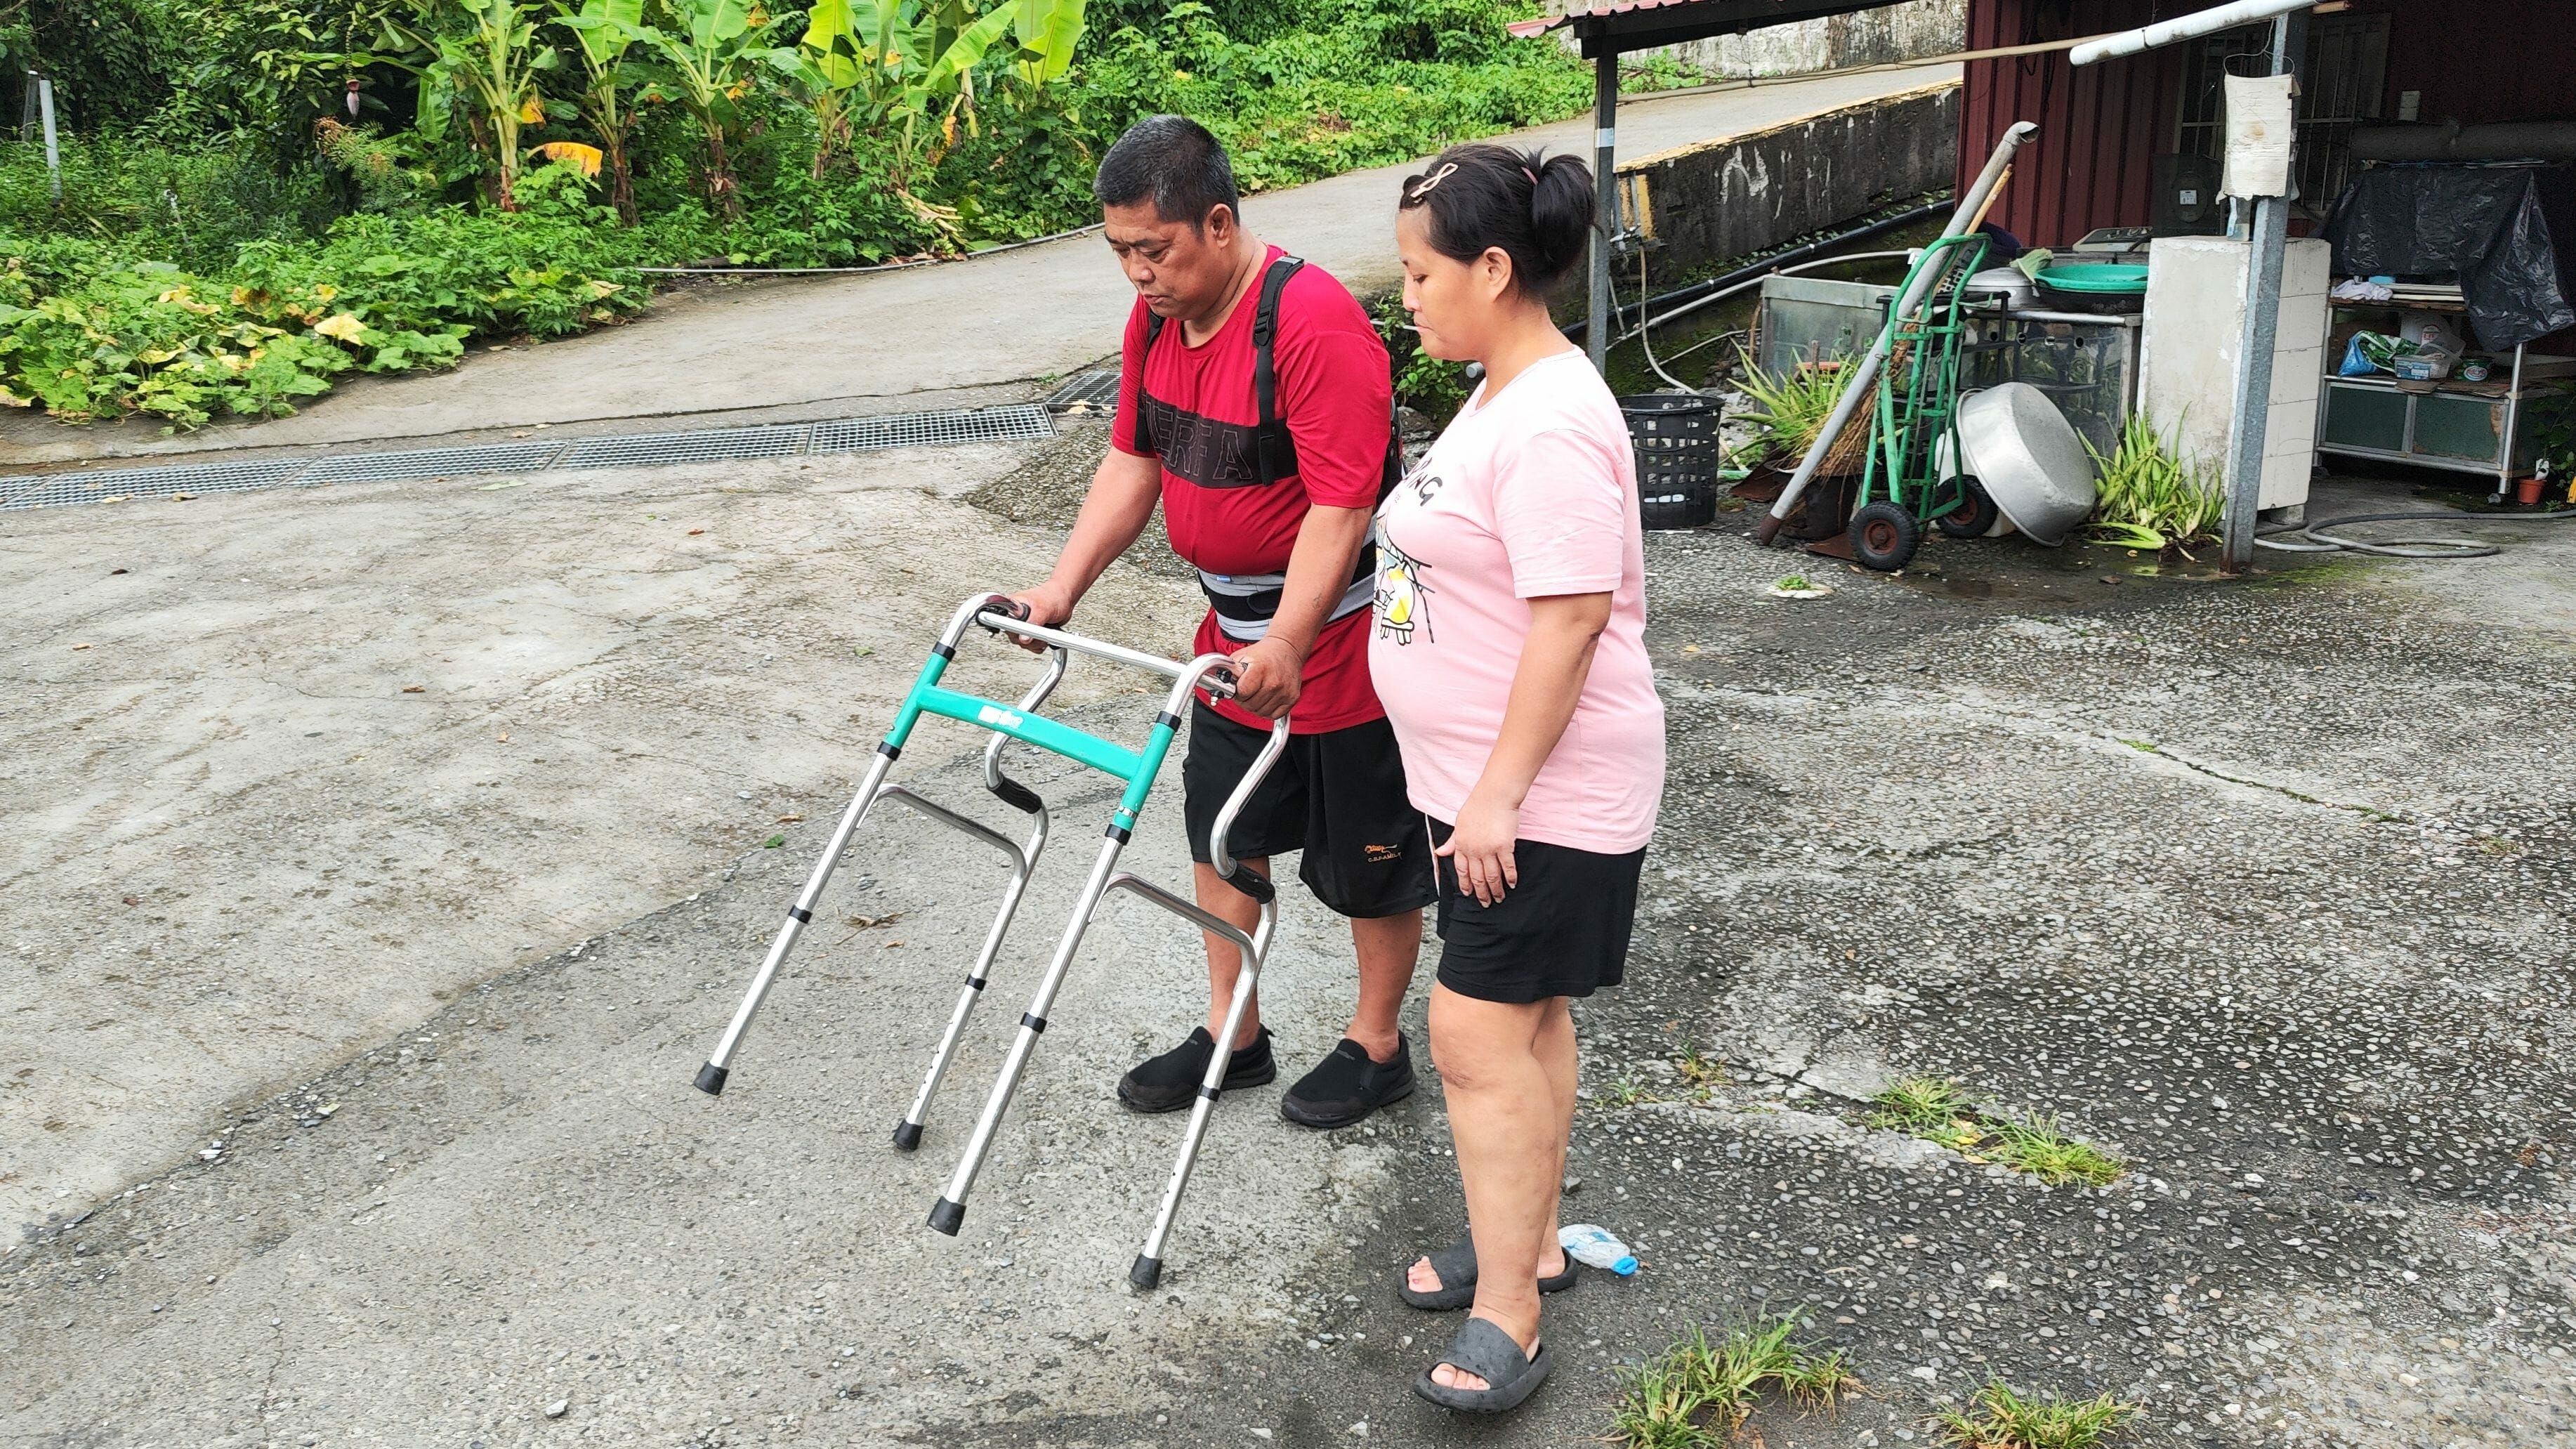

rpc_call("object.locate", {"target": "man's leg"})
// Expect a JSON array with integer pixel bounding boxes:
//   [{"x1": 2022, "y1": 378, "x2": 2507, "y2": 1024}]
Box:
[
  {"x1": 1345, "y1": 909, "x2": 1422, "y2": 1063},
  {"x1": 1194, "y1": 858, "x2": 1270, "y2": 1049}
]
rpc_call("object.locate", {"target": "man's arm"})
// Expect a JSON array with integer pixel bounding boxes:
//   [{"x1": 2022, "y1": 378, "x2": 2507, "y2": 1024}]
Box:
[
  {"x1": 1004, "y1": 448, "x2": 1162, "y2": 648},
  {"x1": 1224, "y1": 502, "x2": 1372, "y2": 718}
]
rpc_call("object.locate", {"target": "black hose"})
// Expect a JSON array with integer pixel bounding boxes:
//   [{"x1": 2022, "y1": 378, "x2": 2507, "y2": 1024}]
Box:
[{"x1": 1567, "y1": 196, "x2": 1952, "y2": 343}]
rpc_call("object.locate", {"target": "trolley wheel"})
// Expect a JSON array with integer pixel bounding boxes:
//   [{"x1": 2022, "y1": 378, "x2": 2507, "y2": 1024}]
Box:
[
  {"x1": 1848, "y1": 501, "x2": 1921, "y2": 572},
  {"x1": 1936, "y1": 476, "x2": 2000, "y2": 540}
]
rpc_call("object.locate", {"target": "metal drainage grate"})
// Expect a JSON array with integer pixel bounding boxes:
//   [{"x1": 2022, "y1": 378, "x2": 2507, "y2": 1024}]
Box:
[
  {"x1": 813, "y1": 405, "x2": 1053, "y2": 453},
  {"x1": 0, "y1": 402, "x2": 1060, "y2": 513},
  {"x1": 559, "y1": 423, "x2": 813, "y2": 471},
  {"x1": 300, "y1": 441, "x2": 563, "y2": 485},
  {"x1": 1042, "y1": 370, "x2": 1122, "y2": 416},
  {"x1": 1, "y1": 457, "x2": 308, "y2": 511}
]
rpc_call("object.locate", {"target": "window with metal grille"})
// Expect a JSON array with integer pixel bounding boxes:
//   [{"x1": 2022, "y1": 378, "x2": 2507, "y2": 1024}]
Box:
[{"x1": 2174, "y1": 12, "x2": 2390, "y2": 216}]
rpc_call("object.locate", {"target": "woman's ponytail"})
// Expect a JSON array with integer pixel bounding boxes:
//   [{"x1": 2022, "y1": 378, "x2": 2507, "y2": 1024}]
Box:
[
  {"x1": 1397, "y1": 143, "x2": 1597, "y2": 299},
  {"x1": 1527, "y1": 152, "x2": 1596, "y2": 287}
]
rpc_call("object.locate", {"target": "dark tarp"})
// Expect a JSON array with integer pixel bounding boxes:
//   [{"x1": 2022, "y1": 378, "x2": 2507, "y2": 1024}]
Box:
[{"x1": 2320, "y1": 164, "x2": 2576, "y2": 350}]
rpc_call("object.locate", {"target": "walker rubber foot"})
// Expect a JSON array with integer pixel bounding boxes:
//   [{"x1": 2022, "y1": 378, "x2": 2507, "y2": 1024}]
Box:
[
  {"x1": 693, "y1": 1063, "x2": 729, "y2": 1096},
  {"x1": 1129, "y1": 1254, "x2": 1162, "y2": 1290},
  {"x1": 891, "y1": 1120, "x2": 924, "y2": 1152},
  {"x1": 928, "y1": 1198, "x2": 966, "y2": 1236}
]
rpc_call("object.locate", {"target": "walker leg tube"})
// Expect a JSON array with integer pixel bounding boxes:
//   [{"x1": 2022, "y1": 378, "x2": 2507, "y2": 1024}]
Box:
[
  {"x1": 1129, "y1": 919, "x2": 1272, "y2": 1289},
  {"x1": 894, "y1": 837, "x2": 1041, "y2": 1150},
  {"x1": 694, "y1": 750, "x2": 897, "y2": 1094},
  {"x1": 930, "y1": 834, "x2": 1129, "y2": 1234}
]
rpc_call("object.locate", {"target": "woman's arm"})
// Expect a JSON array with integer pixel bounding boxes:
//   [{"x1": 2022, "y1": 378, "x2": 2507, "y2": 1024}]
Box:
[{"x1": 1439, "y1": 591, "x2": 1614, "y2": 905}]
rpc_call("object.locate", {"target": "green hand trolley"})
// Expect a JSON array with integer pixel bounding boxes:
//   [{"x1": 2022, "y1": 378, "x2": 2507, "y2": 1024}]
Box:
[
  {"x1": 692, "y1": 591, "x2": 1288, "y2": 1289},
  {"x1": 1845, "y1": 230, "x2": 2000, "y2": 572}
]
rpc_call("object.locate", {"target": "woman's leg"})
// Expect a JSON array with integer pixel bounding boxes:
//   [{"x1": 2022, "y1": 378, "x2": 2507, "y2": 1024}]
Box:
[
  {"x1": 1425, "y1": 983, "x2": 1558, "y2": 1391},
  {"x1": 1535, "y1": 996, "x2": 1577, "y2": 1263}
]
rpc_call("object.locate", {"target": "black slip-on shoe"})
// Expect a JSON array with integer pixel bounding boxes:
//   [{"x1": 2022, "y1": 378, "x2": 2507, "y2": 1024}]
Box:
[
  {"x1": 1117, "y1": 1026, "x2": 1275, "y2": 1113},
  {"x1": 1280, "y1": 1035, "x2": 1417, "y2": 1129}
]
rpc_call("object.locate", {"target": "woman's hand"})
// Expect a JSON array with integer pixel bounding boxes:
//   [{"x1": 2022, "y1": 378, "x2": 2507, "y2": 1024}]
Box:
[{"x1": 1437, "y1": 789, "x2": 1520, "y2": 906}]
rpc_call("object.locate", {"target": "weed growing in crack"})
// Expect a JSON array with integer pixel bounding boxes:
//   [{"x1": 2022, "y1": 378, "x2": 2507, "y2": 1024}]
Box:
[
  {"x1": 1932, "y1": 1378, "x2": 2141, "y2": 1448},
  {"x1": 1611, "y1": 1316, "x2": 1858, "y2": 1448},
  {"x1": 1676, "y1": 1048, "x2": 1726, "y2": 1094},
  {"x1": 1869, "y1": 1077, "x2": 2123, "y2": 1187},
  {"x1": 1598, "y1": 1077, "x2": 1657, "y2": 1109}
]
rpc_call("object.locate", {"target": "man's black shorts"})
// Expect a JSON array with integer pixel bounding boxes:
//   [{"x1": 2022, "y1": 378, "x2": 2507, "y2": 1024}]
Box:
[{"x1": 1181, "y1": 700, "x2": 1436, "y2": 920}]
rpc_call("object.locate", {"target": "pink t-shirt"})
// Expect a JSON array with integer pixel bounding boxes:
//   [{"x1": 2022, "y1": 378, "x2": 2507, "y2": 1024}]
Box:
[{"x1": 1367, "y1": 350, "x2": 1664, "y2": 855}]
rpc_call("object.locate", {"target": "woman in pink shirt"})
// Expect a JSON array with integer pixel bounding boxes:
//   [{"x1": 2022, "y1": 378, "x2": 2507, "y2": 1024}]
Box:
[{"x1": 1373, "y1": 143, "x2": 1666, "y2": 1412}]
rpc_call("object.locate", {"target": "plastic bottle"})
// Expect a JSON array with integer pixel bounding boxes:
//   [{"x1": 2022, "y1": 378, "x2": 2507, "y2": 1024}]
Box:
[{"x1": 1558, "y1": 1224, "x2": 1638, "y2": 1276}]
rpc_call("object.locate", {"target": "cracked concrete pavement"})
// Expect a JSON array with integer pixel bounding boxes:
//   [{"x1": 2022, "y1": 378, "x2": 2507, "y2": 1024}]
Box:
[{"x1": 6, "y1": 435, "x2": 2575, "y2": 1449}]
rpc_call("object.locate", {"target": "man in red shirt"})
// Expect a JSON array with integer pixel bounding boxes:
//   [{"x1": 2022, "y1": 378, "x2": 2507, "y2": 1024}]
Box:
[{"x1": 1008, "y1": 116, "x2": 1431, "y2": 1129}]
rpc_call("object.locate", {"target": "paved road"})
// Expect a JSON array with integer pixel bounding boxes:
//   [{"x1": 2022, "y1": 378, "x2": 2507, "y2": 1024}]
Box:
[
  {"x1": 0, "y1": 65, "x2": 1958, "y2": 468},
  {"x1": 7, "y1": 450, "x2": 2572, "y2": 1445}
]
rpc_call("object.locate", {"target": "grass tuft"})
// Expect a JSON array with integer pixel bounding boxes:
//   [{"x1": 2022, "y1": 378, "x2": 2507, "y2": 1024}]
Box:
[
  {"x1": 1610, "y1": 1316, "x2": 1859, "y2": 1447},
  {"x1": 1933, "y1": 1379, "x2": 2142, "y2": 1449},
  {"x1": 1868, "y1": 1077, "x2": 2122, "y2": 1187}
]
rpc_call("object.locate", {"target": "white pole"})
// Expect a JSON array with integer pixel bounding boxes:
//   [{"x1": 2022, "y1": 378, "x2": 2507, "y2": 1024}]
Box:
[
  {"x1": 35, "y1": 74, "x2": 59, "y2": 205},
  {"x1": 2070, "y1": 0, "x2": 2313, "y2": 67}
]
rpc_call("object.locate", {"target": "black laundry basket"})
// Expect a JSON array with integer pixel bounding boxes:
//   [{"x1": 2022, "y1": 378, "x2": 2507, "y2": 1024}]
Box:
[{"x1": 1619, "y1": 392, "x2": 1722, "y2": 530}]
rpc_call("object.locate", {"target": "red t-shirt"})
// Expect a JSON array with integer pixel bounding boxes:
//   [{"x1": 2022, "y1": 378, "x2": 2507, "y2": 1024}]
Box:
[{"x1": 1110, "y1": 246, "x2": 1394, "y2": 734}]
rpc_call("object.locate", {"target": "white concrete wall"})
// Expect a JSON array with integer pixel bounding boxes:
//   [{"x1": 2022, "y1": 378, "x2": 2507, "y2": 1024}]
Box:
[
  {"x1": 1546, "y1": 0, "x2": 1965, "y2": 80},
  {"x1": 2138, "y1": 236, "x2": 2333, "y2": 511}
]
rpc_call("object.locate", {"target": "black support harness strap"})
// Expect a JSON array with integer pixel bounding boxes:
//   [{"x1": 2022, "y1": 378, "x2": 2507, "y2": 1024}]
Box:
[{"x1": 1126, "y1": 254, "x2": 1405, "y2": 641}]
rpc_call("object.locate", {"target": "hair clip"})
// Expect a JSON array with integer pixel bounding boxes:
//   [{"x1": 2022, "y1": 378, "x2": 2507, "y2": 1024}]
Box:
[
  {"x1": 1407, "y1": 162, "x2": 1459, "y2": 201},
  {"x1": 1522, "y1": 166, "x2": 1538, "y2": 184}
]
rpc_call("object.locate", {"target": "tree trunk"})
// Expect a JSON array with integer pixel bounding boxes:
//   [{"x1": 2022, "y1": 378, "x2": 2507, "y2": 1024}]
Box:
[
  {"x1": 703, "y1": 123, "x2": 738, "y2": 221},
  {"x1": 603, "y1": 120, "x2": 637, "y2": 226}
]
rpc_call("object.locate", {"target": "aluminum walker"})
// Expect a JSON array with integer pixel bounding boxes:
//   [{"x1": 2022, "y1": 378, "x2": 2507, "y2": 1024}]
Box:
[{"x1": 691, "y1": 591, "x2": 1288, "y2": 1289}]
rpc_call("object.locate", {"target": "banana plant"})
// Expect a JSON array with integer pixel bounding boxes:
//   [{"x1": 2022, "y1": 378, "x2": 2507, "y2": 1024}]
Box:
[
  {"x1": 631, "y1": 0, "x2": 784, "y2": 218},
  {"x1": 554, "y1": 0, "x2": 645, "y2": 223},
  {"x1": 1007, "y1": 0, "x2": 1084, "y2": 91},
  {"x1": 385, "y1": 0, "x2": 560, "y2": 211}
]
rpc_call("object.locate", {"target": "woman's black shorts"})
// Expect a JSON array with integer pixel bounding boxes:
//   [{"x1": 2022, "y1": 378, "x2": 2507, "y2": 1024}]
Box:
[{"x1": 1427, "y1": 818, "x2": 1647, "y2": 1004}]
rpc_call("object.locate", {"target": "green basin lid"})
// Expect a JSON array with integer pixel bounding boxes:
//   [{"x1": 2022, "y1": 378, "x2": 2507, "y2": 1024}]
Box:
[{"x1": 2035, "y1": 263, "x2": 2149, "y2": 294}]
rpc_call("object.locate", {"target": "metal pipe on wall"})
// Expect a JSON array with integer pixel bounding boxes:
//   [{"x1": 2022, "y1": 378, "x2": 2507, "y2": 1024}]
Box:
[
  {"x1": 1587, "y1": 51, "x2": 1619, "y2": 372},
  {"x1": 2068, "y1": 0, "x2": 2317, "y2": 67},
  {"x1": 1752, "y1": 121, "x2": 2037, "y2": 547}
]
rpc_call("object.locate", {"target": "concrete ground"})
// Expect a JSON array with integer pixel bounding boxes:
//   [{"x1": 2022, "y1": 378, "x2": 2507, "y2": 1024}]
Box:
[
  {"x1": 6, "y1": 435, "x2": 2572, "y2": 1449},
  {"x1": 0, "y1": 64, "x2": 1959, "y2": 470}
]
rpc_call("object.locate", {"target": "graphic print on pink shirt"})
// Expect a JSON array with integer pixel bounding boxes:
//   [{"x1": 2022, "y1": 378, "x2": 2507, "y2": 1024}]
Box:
[{"x1": 1367, "y1": 350, "x2": 1664, "y2": 855}]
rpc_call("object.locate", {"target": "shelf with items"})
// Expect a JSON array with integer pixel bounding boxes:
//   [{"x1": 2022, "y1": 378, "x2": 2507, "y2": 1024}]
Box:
[{"x1": 2315, "y1": 291, "x2": 2574, "y2": 492}]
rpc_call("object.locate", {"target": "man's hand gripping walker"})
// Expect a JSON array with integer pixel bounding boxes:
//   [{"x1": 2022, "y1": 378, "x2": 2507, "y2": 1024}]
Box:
[{"x1": 691, "y1": 591, "x2": 1288, "y2": 1289}]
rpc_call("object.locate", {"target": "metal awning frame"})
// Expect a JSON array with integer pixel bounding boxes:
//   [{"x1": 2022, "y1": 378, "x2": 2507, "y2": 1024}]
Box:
[{"x1": 1516, "y1": 1, "x2": 1917, "y2": 368}]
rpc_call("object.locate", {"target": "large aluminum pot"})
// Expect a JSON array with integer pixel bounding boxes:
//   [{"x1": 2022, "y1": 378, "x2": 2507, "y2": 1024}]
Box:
[{"x1": 1954, "y1": 382, "x2": 2096, "y2": 546}]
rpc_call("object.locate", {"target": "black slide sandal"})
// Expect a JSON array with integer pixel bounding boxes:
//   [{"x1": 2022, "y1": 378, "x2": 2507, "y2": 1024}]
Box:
[
  {"x1": 1398, "y1": 1237, "x2": 1580, "y2": 1311},
  {"x1": 1413, "y1": 1316, "x2": 1552, "y2": 1413}
]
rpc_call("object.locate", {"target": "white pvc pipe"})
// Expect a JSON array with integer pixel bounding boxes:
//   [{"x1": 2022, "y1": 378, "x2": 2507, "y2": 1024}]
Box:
[{"x1": 2070, "y1": 0, "x2": 2313, "y2": 66}]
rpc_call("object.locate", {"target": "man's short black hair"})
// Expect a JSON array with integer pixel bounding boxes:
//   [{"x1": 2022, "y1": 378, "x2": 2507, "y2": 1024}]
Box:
[{"x1": 1094, "y1": 114, "x2": 1240, "y2": 230}]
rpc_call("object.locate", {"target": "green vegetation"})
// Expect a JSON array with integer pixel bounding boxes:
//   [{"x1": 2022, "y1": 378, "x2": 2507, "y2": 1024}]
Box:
[
  {"x1": 1869, "y1": 1076, "x2": 2124, "y2": 1188},
  {"x1": 2084, "y1": 412, "x2": 2221, "y2": 551},
  {"x1": 1774, "y1": 572, "x2": 1814, "y2": 591},
  {"x1": 1933, "y1": 1379, "x2": 2142, "y2": 1449},
  {"x1": 1612, "y1": 1316, "x2": 1858, "y2": 1448},
  {"x1": 1, "y1": 0, "x2": 1626, "y2": 428}
]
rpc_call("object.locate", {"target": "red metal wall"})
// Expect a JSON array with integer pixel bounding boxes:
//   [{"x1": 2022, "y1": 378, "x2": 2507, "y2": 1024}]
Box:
[
  {"x1": 2381, "y1": 1, "x2": 2568, "y2": 127},
  {"x1": 1959, "y1": 1, "x2": 2573, "y2": 247},
  {"x1": 1957, "y1": 0, "x2": 2177, "y2": 248}
]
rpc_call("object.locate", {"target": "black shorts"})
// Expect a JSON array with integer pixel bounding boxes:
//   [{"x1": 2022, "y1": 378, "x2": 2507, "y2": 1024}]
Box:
[
  {"x1": 1181, "y1": 701, "x2": 1436, "y2": 919},
  {"x1": 1429, "y1": 818, "x2": 1647, "y2": 1004}
]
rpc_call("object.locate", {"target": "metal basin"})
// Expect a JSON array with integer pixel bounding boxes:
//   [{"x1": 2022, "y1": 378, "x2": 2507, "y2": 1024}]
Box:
[{"x1": 1954, "y1": 382, "x2": 2096, "y2": 546}]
